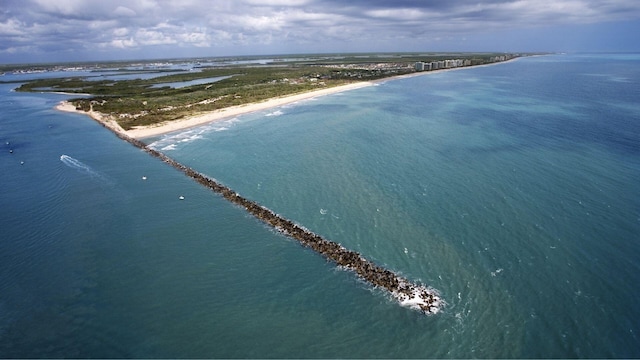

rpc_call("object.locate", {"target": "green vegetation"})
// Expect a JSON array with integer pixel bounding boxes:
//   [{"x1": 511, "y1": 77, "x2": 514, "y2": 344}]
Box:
[
  {"x1": 5, "y1": 53, "x2": 528, "y2": 130},
  {"x1": 15, "y1": 67, "x2": 372, "y2": 129}
]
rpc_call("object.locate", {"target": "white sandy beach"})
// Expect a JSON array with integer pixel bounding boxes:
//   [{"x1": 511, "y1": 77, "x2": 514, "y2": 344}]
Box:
[
  {"x1": 129, "y1": 81, "x2": 375, "y2": 138},
  {"x1": 56, "y1": 81, "x2": 374, "y2": 139},
  {"x1": 56, "y1": 101, "x2": 128, "y2": 135},
  {"x1": 55, "y1": 58, "x2": 521, "y2": 139}
]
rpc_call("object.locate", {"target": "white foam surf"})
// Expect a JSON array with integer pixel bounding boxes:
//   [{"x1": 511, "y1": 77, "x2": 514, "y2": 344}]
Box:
[
  {"x1": 392, "y1": 281, "x2": 445, "y2": 315},
  {"x1": 265, "y1": 110, "x2": 284, "y2": 117},
  {"x1": 147, "y1": 117, "x2": 239, "y2": 151}
]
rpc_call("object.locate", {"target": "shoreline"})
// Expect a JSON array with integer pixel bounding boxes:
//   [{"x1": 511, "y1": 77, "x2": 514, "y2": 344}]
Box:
[
  {"x1": 55, "y1": 57, "x2": 522, "y2": 139},
  {"x1": 131, "y1": 81, "x2": 373, "y2": 138},
  {"x1": 56, "y1": 81, "x2": 375, "y2": 139}
]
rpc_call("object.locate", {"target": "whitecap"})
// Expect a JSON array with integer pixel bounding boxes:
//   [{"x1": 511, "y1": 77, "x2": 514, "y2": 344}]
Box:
[
  {"x1": 222, "y1": 117, "x2": 240, "y2": 125},
  {"x1": 179, "y1": 133, "x2": 203, "y2": 142},
  {"x1": 265, "y1": 110, "x2": 284, "y2": 117},
  {"x1": 148, "y1": 127, "x2": 209, "y2": 151}
]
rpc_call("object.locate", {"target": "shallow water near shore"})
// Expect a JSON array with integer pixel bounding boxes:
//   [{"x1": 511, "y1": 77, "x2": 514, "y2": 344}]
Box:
[{"x1": 1, "y1": 54, "x2": 639, "y2": 357}]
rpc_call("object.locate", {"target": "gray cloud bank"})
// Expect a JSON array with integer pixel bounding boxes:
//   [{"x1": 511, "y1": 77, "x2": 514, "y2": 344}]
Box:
[{"x1": 1, "y1": 0, "x2": 639, "y2": 62}]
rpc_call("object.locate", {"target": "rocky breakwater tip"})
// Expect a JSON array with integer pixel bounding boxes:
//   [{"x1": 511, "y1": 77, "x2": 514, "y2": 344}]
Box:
[
  {"x1": 392, "y1": 281, "x2": 444, "y2": 315},
  {"x1": 273, "y1": 221, "x2": 444, "y2": 315},
  {"x1": 118, "y1": 131, "x2": 444, "y2": 315},
  {"x1": 264, "y1": 210, "x2": 444, "y2": 314}
]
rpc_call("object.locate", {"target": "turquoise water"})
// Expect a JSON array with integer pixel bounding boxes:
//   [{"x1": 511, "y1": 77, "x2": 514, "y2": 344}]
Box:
[{"x1": 1, "y1": 54, "x2": 639, "y2": 358}]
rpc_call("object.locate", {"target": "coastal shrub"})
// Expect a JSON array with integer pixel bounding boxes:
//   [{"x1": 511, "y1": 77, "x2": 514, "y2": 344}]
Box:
[{"x1": 13, "y1": 54, "x2": 522, "y2": 128}]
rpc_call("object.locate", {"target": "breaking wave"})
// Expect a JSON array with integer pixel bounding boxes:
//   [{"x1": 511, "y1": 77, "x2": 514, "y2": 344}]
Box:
[
  {"x1": 147, "y1": 118, "x2": 238, "y2": 151},
  {"x1": 265, "y1": 110, "x2": 284, "y2": 117}
]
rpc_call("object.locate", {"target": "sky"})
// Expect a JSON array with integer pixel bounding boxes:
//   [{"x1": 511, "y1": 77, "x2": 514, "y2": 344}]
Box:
[{"x1": 1, "y1": 0, "x2": 640, "y2": 64}]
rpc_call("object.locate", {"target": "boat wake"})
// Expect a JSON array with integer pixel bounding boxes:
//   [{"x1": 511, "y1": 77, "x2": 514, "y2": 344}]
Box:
[{"x1": 60, "y1": 155, "x2": 111, "y2": 184}]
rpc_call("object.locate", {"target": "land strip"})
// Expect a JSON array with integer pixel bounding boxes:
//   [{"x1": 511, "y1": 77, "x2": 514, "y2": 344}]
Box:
[
  {"x1": 53, "y1": 54, "x2": 523, "y2": 139},
  {"x1": 9, "y1": 52, "x2": 529, "y2": 139},
  {"x1": 56, "y1": 81, "x2": 374, "y2": 138}
]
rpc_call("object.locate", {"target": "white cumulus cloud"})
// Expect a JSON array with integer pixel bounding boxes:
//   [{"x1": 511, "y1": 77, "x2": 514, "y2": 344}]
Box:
[{"x1": 0, "y1": 0, "x2": 639, "y2": 62}]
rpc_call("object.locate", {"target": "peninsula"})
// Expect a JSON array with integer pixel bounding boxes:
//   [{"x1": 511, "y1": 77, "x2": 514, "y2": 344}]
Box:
[
  {"x1": 56, "y1": 81, "x2": 374, "y2": 138},
  {"x1": 8, "y1": 52, "x2": 524, "y2": 139}
]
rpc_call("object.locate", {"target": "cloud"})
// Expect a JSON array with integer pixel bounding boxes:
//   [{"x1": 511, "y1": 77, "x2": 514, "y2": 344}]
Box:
[
  {"x1": 113, "y1": 27, "x2": 130, "y2": 37},
  {"x1": 1, "y1": 0, "x2": 639, "y2": 62},
  {"x1": 114, "y1": 6, "x2": 137, "y2": 17},
  {"x1": 243, "y1": 0, "x2": 310, "y2": 5},
  {"x1": 178, "y1": 31, "x2": 211, "y2": 47},
  {"x1": 0, "y1": 18, "x2": 25, "y2": 37},
  {"x1": 109, "y1": 38, "x2": 137, "y2": 49}
]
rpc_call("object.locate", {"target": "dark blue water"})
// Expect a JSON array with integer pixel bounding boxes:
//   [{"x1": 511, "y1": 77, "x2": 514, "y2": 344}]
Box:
[{"x1": 1, "y1": 54, "x2": 639, "y2": 358}]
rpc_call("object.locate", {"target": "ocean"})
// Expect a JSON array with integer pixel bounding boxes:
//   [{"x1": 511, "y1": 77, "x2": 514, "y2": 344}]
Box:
[{"x1": 1, "y1": 54, "x2": 638, "y2": 358}]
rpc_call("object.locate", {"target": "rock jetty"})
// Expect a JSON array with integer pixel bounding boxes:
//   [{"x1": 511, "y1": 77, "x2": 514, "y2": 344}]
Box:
[{"x1": 117, "y1": 131, "x2": 444, "y2": 315}]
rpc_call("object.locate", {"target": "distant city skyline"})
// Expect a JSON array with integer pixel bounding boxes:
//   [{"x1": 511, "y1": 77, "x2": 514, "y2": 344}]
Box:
[{"x1": 1, "y1": 0, "x2": 640, "y2": 64}]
